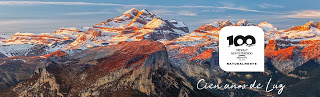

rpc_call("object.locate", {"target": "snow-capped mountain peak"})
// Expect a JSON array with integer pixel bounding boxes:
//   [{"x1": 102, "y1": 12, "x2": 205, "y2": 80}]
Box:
[
  {"x1": 235, "y1": 20, "x2": 255, "y2": 26},
  {"x1": 140, "y1": 8, "x2": 151, "y2": 15},
  {"x1": 127, "y1": 8, "x2": 157, "y2": 28},
  {"x1": 207, "y1": 21, "x2": 222, "y2": 29},
  {"x1": 58, "y1": 8, "x2": 189, "y2": 50},
  {"x1": 301, "y1": 21, "x2": 319, "y2": 30},
  {"x1": 122, "y1": 8, "x2": 139, "y2": 17},
  {"x1": 304, "y1": 21, "x2": 318, "y2": 27},
  {"x1": 258, "y1": 21, "x2": 278, "y2": 32},
  {"x1": 205, "y1": 20, "x2": 233, "y2": 30}
]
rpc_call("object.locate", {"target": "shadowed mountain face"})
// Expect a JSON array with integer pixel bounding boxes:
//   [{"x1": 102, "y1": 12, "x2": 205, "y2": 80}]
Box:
[
  {"x1": 0, "y1": 56, "x2": 45, "y2": 90},
  {"x1": 0, "y1": 40, "x2": 217, "y2": 97}
]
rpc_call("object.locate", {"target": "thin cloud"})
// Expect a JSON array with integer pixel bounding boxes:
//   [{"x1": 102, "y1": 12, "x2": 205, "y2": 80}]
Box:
[
  {"x1": 287, "y1": 10, "x2": 320, "y2": 18},
  {"x1": 152, "y1": 9, "x2": 197, "y2": 16},
  {"x1": 0, "y1": 18, "x2": 103, "y2": 36},
  {"x1": 216, "y1": 1, "x2": 276, "y2": 13},
  {"x1": 178, "y1": 10, "x2": 197, "y2": 16},
  {"x1": 180, "y1": 6, "x2": 215, "y2": 8},
  {"x1": 152, "y1": 9, "x2": 175, "y2": 16},
  {"x1": 179, "y1": 5, "x2": 269, "y2": 13},
  {"x1": 258, "y1": 3, "x2": 284, "y2": 8},
  {"x1": 216, "y1": 6, "x2": 264, "y2": 13},
  {"x1": 0, "y1": 1, "x2": 146, "y2": 7},
  {"x1": 63, "y1": 12, "x2": 112, "y2": 15},
  {"x1": 0, "y1": 19, "x2": 58, "y2": 25}
]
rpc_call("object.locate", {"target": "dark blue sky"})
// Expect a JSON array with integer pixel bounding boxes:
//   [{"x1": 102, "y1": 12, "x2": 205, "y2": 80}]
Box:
[{"x1": 0, "y1": 0, "x2": 320, "y2": 36}]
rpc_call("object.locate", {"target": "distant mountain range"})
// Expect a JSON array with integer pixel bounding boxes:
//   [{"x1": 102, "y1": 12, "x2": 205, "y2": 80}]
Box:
[{"x1": 1, "y1": 8, "x2": 320, "y2": 97}]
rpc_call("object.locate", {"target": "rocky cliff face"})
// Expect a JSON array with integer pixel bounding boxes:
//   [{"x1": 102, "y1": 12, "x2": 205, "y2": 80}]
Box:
[
  {"x1": 0, "y1": 56, "x2": 45, "y2": 91},
  {"x1": 0, "y1": 50, "x2": 69, "y2": 91},
  {"x1": 1, "y1": 40, "x2": 216, "y2": 97}
]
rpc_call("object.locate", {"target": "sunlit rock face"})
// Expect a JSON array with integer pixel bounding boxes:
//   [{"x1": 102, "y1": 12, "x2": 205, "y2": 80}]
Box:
[
  {"x1": 0, "y1": 8, "x2": 189, "y2": 58},
  {"x1": 62, "y1": 8, "x2": 189, "y2": 50},
  {"x1": 285, "y1": 21, "x2": 318, "y2": 32},
  {"x1": 262, "y1": 21, "x2": 320, "y2": 74}
]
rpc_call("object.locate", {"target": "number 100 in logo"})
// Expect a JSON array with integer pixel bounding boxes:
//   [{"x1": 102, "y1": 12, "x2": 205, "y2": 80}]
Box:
[{"x1": 227, "y1": 35, "x2": 256, "y2": 47}]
